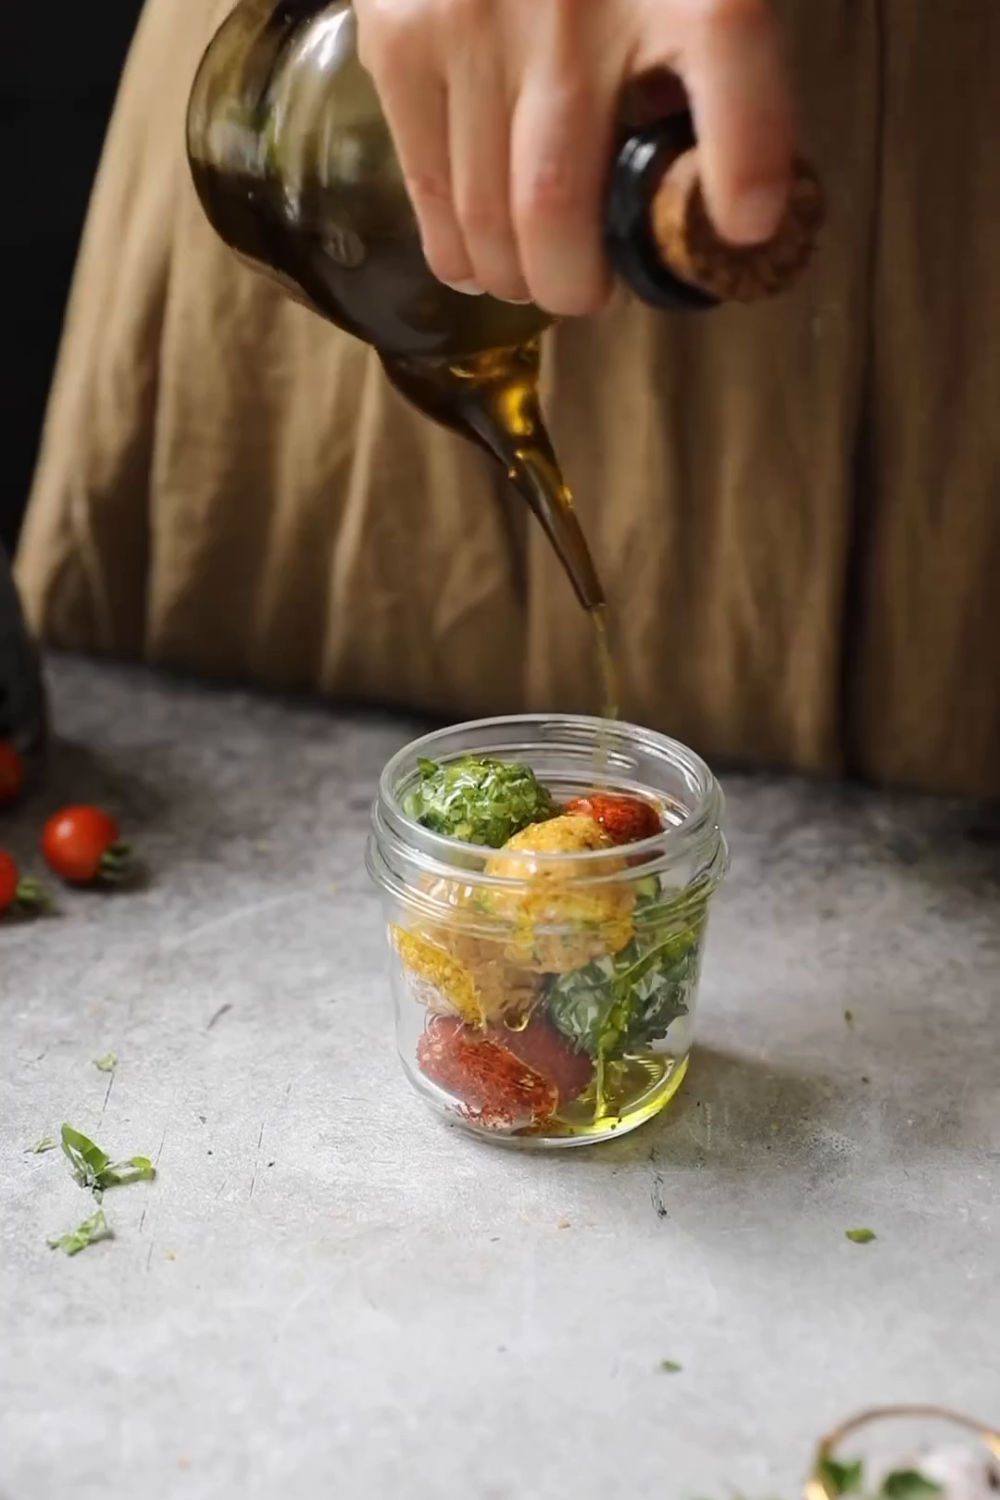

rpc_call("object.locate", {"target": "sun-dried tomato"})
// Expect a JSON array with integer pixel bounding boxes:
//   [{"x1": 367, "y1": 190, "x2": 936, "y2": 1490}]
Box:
[
  {"x1": 418, "y1": 1016, "x2": 557, "y2": 1129},
  {"x1": 500, "y1": 1016, "x2": 593, "y2": 1106},
  {"x1": 564, "y1": 793, "x2": 662, "y2": 846}
]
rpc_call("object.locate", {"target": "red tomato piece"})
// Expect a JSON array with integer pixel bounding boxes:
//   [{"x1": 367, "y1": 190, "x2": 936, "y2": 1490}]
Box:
[
  {"x1": 498, "y1": 1014, "x2": 594, "y2": 1106},
  {"x1": 564, "y1": 792, "x2": 662, "y2": 846}
]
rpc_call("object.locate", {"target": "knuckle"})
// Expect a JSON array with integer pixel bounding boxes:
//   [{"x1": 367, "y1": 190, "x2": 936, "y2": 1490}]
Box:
[
  {"x1": 408, "y1": 168, "x2": 454, "y2": 207},
  {"x1": 359, "y1": 1, "x2": 422, "y2": 76},
  {"x1": 514, "y1": 87, "x2": 596, "y2": 225},
  {"x1": 515, "y1": 160, "x2": 588, "y2": 227},
  {"x1": 457, "y1": 195, "x2": 513, "y2": 243}
]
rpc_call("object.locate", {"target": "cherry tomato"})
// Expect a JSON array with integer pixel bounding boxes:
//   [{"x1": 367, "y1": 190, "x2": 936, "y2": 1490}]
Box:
[
  {"x1": 0, "y1": 742, "x2": 24, "y2": 808},
  {"x1": 0, "y1": 849, "x2": 51, "y2": 916},
  {"x1": 41, "y1": 805, "x2": 133, "y2": 886},
  {"x1": 564, "y1": 793, "x2": 662, "y2": 846}
]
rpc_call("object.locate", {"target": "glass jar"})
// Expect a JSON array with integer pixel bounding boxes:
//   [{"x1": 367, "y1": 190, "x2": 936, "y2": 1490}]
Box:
[
  {"x1": 806, "y1": 1405, "x2": 1000, "y2": 1500},
  {"x1": 367, "y1": 714, "x2": 728, "y2": 1148}
]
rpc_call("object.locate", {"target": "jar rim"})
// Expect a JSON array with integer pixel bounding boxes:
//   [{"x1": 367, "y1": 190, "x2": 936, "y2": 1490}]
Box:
[{"x1": 372, "y1": 713, "x2": 725, "y2": 881}]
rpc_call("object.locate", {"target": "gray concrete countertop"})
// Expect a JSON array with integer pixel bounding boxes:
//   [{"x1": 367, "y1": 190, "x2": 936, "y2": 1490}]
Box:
[{"x1": 1, "y1": 657, "x2": 998, "y2": 1500}]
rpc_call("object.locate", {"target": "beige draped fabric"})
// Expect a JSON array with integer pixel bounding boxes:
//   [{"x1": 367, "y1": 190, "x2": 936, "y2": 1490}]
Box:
[{"x1": 15, "y1": 0, "x2": 1000, "y2": 796}]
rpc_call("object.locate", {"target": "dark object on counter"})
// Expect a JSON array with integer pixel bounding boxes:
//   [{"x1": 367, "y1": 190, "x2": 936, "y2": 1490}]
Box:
[
  {"x1": 0, "y1": 547, "x2": 47, "y2": 766},
  {"x1": 3, "y1": 1, "x2": 142, "y2": 554}
]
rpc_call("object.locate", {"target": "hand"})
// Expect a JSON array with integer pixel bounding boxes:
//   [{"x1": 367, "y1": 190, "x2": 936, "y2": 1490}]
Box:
[{"x1": 355, "y1": 0, "x2": 797, "y2": 316}]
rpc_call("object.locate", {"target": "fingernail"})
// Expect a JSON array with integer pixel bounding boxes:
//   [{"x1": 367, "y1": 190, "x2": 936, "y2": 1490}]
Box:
[
  {"x1": 727, "y1": 184, "x2": 787, "y2": 245},
  {"x1": 500, "y1": 296, "x2": 533, "y2": 306},
  {"x1": 442, "y1": 278, "x2": 485, "y2": 296}
]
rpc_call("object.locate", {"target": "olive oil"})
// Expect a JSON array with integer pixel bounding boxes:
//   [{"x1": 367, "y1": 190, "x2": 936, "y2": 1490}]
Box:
[{"x1": 538, "y1": 1053, "x2": 689, "y2": 1144}]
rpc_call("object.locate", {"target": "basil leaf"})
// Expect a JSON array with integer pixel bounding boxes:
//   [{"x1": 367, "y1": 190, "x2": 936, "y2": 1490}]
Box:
[
  {"x1": 845, "y1": 1228, "x2": 876, "y2": 1244},
  {"x1": 61, "y1": 1124, "x2": 110, "y2": 1191},
  {"x1": 879, "y1": 1472, "x2": 943, "y2": 1499},
  {"x1": 60, "y1": 1125, "x2": 156, "y2": 1197},
  {"x1": 818, "y1": 1457, "x2": 865, "y2": 1495},
  {"x1": 25, "y1": 1136, "x2": 56, "y2": 1154},
  {"x1": 47, "y1": 1208, "x2": 113, "y2": 1257},
  {"x1": 102, "y1": 1156, "x2": 156, "y2": 1188}
]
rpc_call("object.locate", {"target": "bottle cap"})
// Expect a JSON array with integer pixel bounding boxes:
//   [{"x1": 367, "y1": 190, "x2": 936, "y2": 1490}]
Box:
[{"x1": 606, "y1": 112, "x2": 824, "y2": 310}]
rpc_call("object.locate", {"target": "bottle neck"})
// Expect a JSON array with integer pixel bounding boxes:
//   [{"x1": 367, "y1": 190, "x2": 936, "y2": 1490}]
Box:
[
  {"x1": 604, "y1": 114, "x2": 720, "y2": 314},
  {"x1": 605, "y1": 111, "x2": 823, "y2": 312}
]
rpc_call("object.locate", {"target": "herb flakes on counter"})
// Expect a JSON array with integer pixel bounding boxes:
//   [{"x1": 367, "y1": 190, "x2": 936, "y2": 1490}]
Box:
[
  {"x1": 403, "y1": 755, "x2": 558, "y2": 847},
  {"x1": 658, "y1": 1359, "x2": 683, "y2": 1374},
  {"x1": 60, "y1": 1123, "x2": 156, "y2": 1199},
  {"x1": 845, "y1": 1228, "x2": 876, "y2": 1245},
  {"x1": 25, "y1": 1136, "x2": 57, "y2": 1154},
  {"x1": 47, "y1": 1208, "x2": 114, "y2": 1257},
  {"x1": 93, "y1": 1053, "x2": 117, "y2": 1074}
]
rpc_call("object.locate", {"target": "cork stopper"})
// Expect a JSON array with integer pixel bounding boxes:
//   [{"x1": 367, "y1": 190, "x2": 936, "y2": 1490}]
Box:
[{"x1": 649, "y1": 150, "x2": 824, "y2": 302}]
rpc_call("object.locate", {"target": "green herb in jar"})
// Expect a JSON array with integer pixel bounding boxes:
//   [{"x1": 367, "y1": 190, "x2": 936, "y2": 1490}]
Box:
[
  {"x1": 545, "y1": 878, "x2": 706, "y2": 1060},
  {"x1": 403, "y1": 756, "x2": 558, "y2": 848}
]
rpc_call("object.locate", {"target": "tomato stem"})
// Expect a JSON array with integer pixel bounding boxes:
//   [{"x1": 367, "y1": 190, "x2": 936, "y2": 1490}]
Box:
[
  {"x1": 99, "y1": 842, "x2": 137, "y2": 885},
  {"x1": 13, "y1": 877, "x2": 54, "y2": 915}
]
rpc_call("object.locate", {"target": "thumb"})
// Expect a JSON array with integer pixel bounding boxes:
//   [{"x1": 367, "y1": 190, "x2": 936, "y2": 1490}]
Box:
[{"x1": 674, "y1": 0, "x2": 796, "y2": 245}]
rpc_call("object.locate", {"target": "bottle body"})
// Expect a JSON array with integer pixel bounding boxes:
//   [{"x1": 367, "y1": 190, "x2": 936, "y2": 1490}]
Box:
[{"x1": 187, "y1": 0, "x2": 550, "y2": 361}]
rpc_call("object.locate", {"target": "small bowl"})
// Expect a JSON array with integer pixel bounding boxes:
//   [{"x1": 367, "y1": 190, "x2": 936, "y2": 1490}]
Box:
[{"x1": 366, "y1": 714, "x2": 728, "y2": 1148}]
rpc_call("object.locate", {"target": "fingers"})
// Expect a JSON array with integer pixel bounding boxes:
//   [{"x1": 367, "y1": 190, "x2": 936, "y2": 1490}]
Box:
[
  {"x1": 360, "y1": 0, "x2": 799, "y2": 307},
  {"x1": 509, "y1": 12, "x2": 620, "y2": 316},
  {"x1": 676, "y1": 0, "x2": 796, "y2": 245},
  {"x1": 446, "y1": 19, "x2": 529, "y2": 300},
  {"x1": 360, "y1": 6, "x2": 476, "y2": 289}
]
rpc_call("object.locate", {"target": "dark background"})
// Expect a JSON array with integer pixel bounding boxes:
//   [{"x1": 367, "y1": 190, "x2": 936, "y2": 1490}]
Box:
[{"x1": 2, "y1": 3, "x2": 143, "y2": 557}]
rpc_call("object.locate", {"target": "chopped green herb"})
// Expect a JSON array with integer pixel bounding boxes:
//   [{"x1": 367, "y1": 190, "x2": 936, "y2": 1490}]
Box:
[
  {"x1": 818, "y1": 1457, "x2": 865, "y2": 1495},
  {"x1": 25, "y1": 1136, "x2": 56, "y2": 1154},
  {"x1": 402, "y1": 755, "x2": 558, "y2": 847},
  {"x1": 844, "y1": 1010, "x2": 854, "y2": 1025},
  {"x1": 547, "y1": 880, "x2": 707, "y2": 1060},
  {"x1": 47, "y1": 1208, "x2": 113, "y2": 1257},
  {"x1": 845, "y1": 1228, "x2": 876, "y2": 1244},
  {"x1": 60, "y1": 1123, "x2": 156, "y2": 1199},
  {"x1": 93, "y1": 1053, "x2": 117, "y2": 1073},
  {"x1": 879, "y1": 1471, "x2": 943, "y2": 1499},
  {"x1": 658, "y1": 1359, "x2": 683, "y2": 1373}
]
